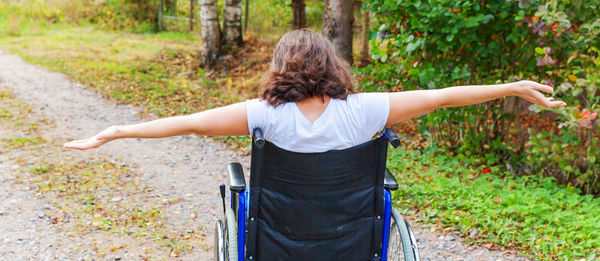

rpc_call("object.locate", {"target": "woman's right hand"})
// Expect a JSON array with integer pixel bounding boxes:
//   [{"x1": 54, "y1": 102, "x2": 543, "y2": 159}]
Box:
[{"x1": 64, "y1": 126, "x2": 119, "y2": 150}]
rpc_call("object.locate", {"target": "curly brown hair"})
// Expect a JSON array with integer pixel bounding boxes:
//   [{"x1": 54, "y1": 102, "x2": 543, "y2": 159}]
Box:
[{"x1": 259, "y1": 29, "x2": 357, "y2": 107}]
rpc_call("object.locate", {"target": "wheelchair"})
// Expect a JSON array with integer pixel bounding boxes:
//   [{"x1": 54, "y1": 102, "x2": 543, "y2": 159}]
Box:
[{"x1": 215, "y1": 128, "x2": 420, "y2": 261}]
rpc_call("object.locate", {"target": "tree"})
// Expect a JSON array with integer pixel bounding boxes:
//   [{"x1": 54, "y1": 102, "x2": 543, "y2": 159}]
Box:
[
  {"x1": 200, "y1": 0, "x2": 221, "y2": 67},
  {"x1": 224, "y1": 0, "x2": 243, "y2": 46},
  {"x1": 359, "y1": 10, "x2": 369, "y2": 66},
  {"x1": 322, "y1": 0, "x2": 354, "y2": 63},
  {"x1": 291, "y1": 0, "x2": 306, "y2": 29}
]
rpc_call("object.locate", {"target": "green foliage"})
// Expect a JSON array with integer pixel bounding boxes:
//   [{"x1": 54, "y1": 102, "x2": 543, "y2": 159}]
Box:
[
  {"x1": 388, "y1": 146, "x2": 600, "y2": 260},
  {"x1": 0, "y1": 0, "x2": 158, "y2": 34},
  {"x1": 92, "y1": 0, "x2": 158, "y2": 32},
  {"x1": 524, "y1": 0, "x2": 600, "y2": 194},
  {"x1": 361, "y1": 0, "x2": 600, "y2": 194},
  {"x1": 363, "y1": 0, "x2": 535, "y2": 89},
  {"x1": 527, "y1": 64, "x2": 599, "y2": 193}
]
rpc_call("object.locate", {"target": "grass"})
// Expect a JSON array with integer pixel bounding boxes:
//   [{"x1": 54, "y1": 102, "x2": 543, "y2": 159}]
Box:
[
  {"x1": 2, "y1": 136, "x2": 46, "y2": 148},
  {"x1": 388, "y1": 146, "x2": 600, "y2": 260}
]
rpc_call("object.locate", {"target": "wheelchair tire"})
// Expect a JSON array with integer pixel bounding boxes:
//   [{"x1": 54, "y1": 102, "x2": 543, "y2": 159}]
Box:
[
  {"x1": 214, "y1": 219, "x2": 226, "y2": 261},
  {"x1": 225, "y1": 208, "x2": 238, "y2": 261},
  {"x1": 388, "y1": 208, "x2": 416, "y2": 261}
]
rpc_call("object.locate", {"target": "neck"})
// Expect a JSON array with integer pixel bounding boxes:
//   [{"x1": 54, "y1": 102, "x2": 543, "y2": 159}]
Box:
[{"x1": 296, "y1": 95, "x2": 330, "y2": 105}]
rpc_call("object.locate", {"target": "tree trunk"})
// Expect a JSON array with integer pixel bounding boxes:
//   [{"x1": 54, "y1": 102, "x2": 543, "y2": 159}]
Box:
[
  {"x1": 224, "y1": 0, "x2": 243, "y2": 46},
  {"x1": 200, "y1": 0, "x2": 221, "y2": 67},
  {"x1": 291, "y1": 0, "x2": 306, "y2": 29},
  {"x1": 322, "y1": 0, "x2": 354, "y2": 64},
  {"x1": 360, "y1": 11, "x2": 370, "y2": 66}
]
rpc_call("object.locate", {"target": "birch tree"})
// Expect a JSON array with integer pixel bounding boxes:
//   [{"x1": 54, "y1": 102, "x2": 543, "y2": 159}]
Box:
[
  {"x1": 224, "y1": 0, "x2": 243, "y2": 46},
  {"x1": 200, "y1": 0, "x2": 221, "y2": 67}
]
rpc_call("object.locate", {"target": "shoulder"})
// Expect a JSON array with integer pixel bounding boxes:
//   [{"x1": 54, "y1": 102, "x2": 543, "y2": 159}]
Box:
[
  {"x1": 344, "y1": 92, "x2": 389, "y2": 106},
  {"x1": 246, "y1": 98, "x2": 292, "y2": 112},
  {"x1": 246, "y1": 98, "x2": 269, "y2": 108}
]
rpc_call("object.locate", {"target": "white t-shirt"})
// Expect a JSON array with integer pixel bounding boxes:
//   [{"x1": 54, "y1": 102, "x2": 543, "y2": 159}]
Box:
[{"x1": 246, "y1": 93, "x2": 390, "y2": 153}]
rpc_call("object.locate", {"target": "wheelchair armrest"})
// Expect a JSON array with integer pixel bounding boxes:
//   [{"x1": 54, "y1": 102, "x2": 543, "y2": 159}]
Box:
[
  {"x1": 228, "y1": 162, "x2": 246, "y2": 193},
  {"x1": 384, "y1": 168, "x2": 399, "y2": 191}
]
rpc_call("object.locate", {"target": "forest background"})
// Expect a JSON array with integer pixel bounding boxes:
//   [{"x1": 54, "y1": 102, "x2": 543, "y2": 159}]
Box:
[{"x1": 0, "y1": 0, "x2": 598, "y2": 259}]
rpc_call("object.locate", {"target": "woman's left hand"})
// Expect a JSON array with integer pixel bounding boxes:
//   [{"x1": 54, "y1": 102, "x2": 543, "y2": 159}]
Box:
[{"x1": 512, "y1": 80, "x2": 566, "y2": 108}]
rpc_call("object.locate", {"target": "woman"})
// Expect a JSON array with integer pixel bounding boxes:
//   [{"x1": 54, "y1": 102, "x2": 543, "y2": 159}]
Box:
[{"x1": 64, "y1": 29, "x2": 565, "y2": 152}]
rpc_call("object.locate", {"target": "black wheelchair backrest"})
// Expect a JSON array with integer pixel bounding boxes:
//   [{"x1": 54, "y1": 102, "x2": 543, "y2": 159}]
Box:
[{"x1": 245, "y1": 129, "x2": 389, "y2": 261}]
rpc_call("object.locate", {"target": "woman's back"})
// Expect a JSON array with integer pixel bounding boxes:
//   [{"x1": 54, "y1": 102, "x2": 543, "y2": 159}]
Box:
[{"x1": 247, "y1": 92, "x2": 389, "y2": 153}]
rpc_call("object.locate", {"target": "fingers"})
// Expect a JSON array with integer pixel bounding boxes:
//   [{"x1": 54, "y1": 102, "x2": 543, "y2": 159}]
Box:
[
  {"x1": 64, "y1": 138, "x2": 97, "y2": 150},
  {"x1": 539, "y1": 97, "x2": 566, "y2": 108},
  {"x1": 532, "y1": 82, "x2": 554, "y2": 94},
  {"x1": 64, "y1": 141, "x2": 86, "y2": 150},
  {"x1": 547, "y1": 100, "x2": 567, "y2": 108}
]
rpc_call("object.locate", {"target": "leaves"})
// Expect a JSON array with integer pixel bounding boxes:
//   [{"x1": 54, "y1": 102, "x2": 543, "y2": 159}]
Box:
[
  {"x1": 581, "y1": 110, "x2": 598, "y2": 121},
  {"x1": 169, "y1": 248, "x2": 180, "y2": 257},
  {"x1": 568, "y1": 74, "x2": 578, "y2": 81},
  {"x1": 535, "y1": 47, "x2": 546, "y2": 54}
]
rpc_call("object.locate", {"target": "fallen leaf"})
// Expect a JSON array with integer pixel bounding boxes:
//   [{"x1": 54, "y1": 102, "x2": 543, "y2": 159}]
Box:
[
  {"x1": 493, "y1": 198, "x2": 501, "y2": 204},
  {"x1": 169, "y1": 248, "x2": 179, "y2": 257},
  {"x1": 568, "y1": 74, "x2": 578, "y2": 81}
]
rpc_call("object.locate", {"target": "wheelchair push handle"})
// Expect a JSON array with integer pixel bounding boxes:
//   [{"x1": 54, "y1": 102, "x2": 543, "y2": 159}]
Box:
[
  {"x1": 383, "y1": 128, "x2": 401, "y2": 148},
  {"x1": 253, "y1": 128, "x2": 265, "y2": 149}
]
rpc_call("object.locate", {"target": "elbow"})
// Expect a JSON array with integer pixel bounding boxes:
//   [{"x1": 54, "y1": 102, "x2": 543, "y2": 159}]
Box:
[
  {"x1": 431, "y1": 90, "x2": 449, "y2": 109},
  {"x1": 185, "y1": 114, "x2": 208, "y2": 135}
]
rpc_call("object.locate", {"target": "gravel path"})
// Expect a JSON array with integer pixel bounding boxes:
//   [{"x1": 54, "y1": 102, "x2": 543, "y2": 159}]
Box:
[{"x1": 0, "y1": 50, "x2": 529, "y2": 260}]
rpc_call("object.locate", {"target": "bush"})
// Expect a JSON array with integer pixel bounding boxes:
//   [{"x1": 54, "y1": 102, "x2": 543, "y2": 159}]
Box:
[
  {"x1": 361, "y1": 0, "x2": 599, "y2": 194},
  {"x1": 93, "y1": 0, "x2": 158, "y2": 32},
  {"x1": 527, "y1": 23, "x2": 599, "y2": 194},
  {"x1": 0, "y1": 0, "x2": 158, "y2": 33}
]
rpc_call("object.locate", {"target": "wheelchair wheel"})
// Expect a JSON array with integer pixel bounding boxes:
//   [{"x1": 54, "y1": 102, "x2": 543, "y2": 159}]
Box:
[
  {"x1": 214, "y1": 219, "x2": 225, "y2": 261},
  {"x1": 225, "y1": 208, "x2": 238, "y2": 261},
  {"x1": 388, "y1": 208, "x2": 417, "y2": 261}
]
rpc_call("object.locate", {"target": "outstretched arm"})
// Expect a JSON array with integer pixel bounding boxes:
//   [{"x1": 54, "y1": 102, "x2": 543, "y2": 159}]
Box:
[
  {"x1": 386, "y1": 80, "x2": 566, "y2": 126},
  {"x1": 64, "y1": 102, "x2": 249, "y2": 150}
]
